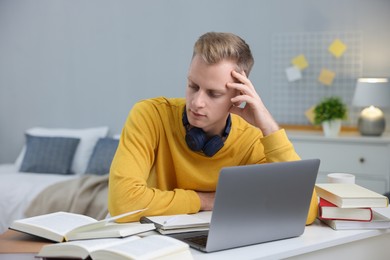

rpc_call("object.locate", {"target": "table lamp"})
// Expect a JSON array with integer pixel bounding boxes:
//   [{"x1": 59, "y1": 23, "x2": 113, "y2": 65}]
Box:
[{"x1": 352, "y1": 78, "x2": 390, "y2": 136}]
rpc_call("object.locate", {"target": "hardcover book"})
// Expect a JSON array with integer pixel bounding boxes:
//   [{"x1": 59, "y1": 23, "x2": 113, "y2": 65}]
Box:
[
  {"x1": 315, "y1": 183, "x2": 389, "y2": 208},
  {"x1": 320, "y1": 211, "x2": 390, "y2": 230},
  {"x1": 318, "y1": 198, "x2": 373, "y2": 221}
]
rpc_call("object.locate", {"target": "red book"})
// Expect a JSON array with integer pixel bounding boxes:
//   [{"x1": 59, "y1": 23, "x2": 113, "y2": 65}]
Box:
[{"x1": 318, "y1": 198, "x2": 373, "y2": 221}]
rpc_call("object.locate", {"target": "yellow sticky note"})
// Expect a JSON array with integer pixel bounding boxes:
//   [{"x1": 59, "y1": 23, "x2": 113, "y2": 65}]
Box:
[
  {"x1": 305, "y1": 106, "x2": 315, "y2": 125},
  {"x1": 328, "y1": 39, "x2": 347, "y2": 58},
  {"x1": 291, "y1": 54, "x2": 308, "y2": 70},
  {"x1": 318, "y1": 68, "x2": 335, "y2": 86}
]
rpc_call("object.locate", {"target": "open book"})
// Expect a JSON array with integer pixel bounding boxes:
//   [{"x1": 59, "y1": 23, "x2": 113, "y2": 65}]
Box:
[
  {"x1": 9, "y1": 209, "x2": 154, "y2": 242},
  {"x1": 140, "y1": 211, "x2": 211, "y2": 235},
  {"x1": 37, "y1": 235, "x2": 193, "y2": 260}
]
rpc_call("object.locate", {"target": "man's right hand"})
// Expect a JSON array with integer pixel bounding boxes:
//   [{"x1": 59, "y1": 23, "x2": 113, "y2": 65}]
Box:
[{"x1": 196, "y1": 191, "x2": 215, "y2": 211}]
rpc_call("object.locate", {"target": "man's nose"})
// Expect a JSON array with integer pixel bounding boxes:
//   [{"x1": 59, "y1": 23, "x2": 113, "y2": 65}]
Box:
[{"x1": 192, "y1": 91, "x2": 206, "y2": 107}]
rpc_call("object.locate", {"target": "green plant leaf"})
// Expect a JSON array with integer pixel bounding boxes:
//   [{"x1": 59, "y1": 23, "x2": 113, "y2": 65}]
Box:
[{"x1": 313, "y1": 96, "x2": 347, "y2": 125}]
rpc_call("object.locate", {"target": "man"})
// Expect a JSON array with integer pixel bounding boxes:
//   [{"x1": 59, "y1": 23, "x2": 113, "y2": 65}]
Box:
[{"x1": 108, "y1": 32, "x2": 318, "y2": 224}]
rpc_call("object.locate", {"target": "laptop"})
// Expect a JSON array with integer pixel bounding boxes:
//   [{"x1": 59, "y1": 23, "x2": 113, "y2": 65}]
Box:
[{"x1": 169, "y1": 159, "x2": 320, "y2": 253}]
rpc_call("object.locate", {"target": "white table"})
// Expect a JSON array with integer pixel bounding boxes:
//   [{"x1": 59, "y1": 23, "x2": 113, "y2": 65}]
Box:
[
  {"x1": 190, "y1": 207, "x2": 390, "y2": 260},
  {"x1": 1, "y1": 209, "x2": 389, "y2": 260}
]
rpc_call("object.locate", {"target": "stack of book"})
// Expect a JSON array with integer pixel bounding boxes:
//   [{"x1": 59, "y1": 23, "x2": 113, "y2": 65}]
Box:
[
  {"x1": 140, "y1": 212, "x2": 211, "y2": 235},
  {"x1": 315, "y1": 183, "x2": 390, "y2": 230}
]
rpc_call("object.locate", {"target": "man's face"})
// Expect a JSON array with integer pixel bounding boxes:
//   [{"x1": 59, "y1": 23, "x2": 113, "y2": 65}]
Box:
[{"x1": 186, "y1": 55, "x2": 239, "y2": 136}]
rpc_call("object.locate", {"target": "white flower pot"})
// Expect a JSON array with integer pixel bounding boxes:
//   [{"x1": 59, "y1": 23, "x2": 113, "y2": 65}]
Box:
[{"x1": 321, "y1": 119, "x2": 341, "y2": 137}]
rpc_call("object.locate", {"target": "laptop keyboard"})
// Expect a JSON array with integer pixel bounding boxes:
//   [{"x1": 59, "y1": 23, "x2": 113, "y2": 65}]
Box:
[{"x1": 184, "y1": 234, "x2": 208, "y2": 247}]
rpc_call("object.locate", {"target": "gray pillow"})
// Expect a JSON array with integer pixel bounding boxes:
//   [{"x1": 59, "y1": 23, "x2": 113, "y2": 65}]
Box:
[
  {"x1": 85, "y1": 137, "x2": 119, "y2": 175},
  {"x1": 20, "y1": 134, "x2": 80, "y2": 174}
]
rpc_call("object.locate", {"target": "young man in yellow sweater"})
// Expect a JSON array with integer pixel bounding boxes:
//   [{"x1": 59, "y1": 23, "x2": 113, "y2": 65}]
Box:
[{"x1": 108, "y1": 32, "x2": 318, "y2": 224}]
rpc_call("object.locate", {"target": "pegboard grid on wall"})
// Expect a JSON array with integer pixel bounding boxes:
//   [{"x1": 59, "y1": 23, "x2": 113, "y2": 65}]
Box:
[{"x1": 270, "y1": 31, "x2": 362, "y2": 125}]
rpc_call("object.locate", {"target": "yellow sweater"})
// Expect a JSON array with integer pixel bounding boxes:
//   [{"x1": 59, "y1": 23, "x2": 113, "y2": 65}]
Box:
[{"x1": 108, "y1": 97, "x2": 318, "y2": 224}]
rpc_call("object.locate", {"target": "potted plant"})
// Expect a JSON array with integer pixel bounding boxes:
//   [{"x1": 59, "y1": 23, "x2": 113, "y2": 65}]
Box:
[{"x1": 314, "y1": 96, "x2": 347, "y2": 137}]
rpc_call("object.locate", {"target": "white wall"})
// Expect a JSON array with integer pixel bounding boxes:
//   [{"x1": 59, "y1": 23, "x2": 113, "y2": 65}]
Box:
[{"x1": 1, "y1": 0, "x2": 390, "y2": 163}]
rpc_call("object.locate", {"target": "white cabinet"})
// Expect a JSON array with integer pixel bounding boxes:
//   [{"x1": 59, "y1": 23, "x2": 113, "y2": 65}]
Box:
[{"x1": 287, "y1": 131, "x2": 390, "y2": 195}]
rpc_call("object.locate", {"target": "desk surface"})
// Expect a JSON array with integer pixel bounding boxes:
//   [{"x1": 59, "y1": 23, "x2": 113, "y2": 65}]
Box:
[
  {"x1": 1, "y1": 208, "x2": 390, "y2": 260},
  {"x1": 190, "y1": 207, "x2": 390, "y2": 260}
]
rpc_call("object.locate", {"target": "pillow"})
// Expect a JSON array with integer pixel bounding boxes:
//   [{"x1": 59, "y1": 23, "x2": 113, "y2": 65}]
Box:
[
  {"x1": 19, "y1": 135, "x2": 80, "y2": 174},
  {"x1": 85, "y1": 137, "x2": 119, "y2": 175},
  {"x1": 15, "y1": 127, "x2": 109, "y2": 174}
]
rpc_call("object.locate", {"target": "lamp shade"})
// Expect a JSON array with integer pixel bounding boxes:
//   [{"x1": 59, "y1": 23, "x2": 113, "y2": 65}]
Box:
[{"x1": 352, "y1": 78, "x2": 390, "y2": 107}]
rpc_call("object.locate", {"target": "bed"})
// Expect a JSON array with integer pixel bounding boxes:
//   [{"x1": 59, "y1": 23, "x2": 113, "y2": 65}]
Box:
[{"x1": 0, "y1": 126, "x2": 119, "y2": 234}]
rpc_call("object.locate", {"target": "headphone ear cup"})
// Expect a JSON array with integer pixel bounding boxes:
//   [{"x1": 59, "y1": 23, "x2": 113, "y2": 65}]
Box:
[
  {"x1": 202, "y1": 136, "x2": 224, "y2": 157},
  {"x1": 185, "y1": 128, "x2": 207, "y2": 151}
]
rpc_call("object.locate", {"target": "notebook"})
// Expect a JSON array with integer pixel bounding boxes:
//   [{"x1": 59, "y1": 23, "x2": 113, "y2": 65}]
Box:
[{"x1": 169, "y1": 159, "x2": 320, "y2": 253}]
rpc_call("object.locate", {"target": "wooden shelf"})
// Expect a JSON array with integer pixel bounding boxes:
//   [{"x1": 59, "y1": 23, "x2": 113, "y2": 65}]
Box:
[{"x1": 280, "y1": 124, "x2": 358, "y2": 133}]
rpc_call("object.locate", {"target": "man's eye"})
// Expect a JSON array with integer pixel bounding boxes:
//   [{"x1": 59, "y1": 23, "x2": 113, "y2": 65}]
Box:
[
  {"x1": 188, "y1": 85, "x2": 199, "y2": 91},
  {"x1": 209, "y1": 91, "x2": 223, "y2": 98}
]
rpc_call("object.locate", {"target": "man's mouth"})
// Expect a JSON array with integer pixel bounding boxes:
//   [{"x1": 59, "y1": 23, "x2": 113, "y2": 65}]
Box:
[{"x1": 189, "y1": 110, "x2": 205, "y2": 118}]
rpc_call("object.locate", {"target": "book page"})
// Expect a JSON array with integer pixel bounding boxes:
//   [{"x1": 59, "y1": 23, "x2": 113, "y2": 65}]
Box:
[
  {"x1": 66, "y1": 223, "x2": 155, "y2": 241},
  {"x1": 316, "y1": 184, "x2": 386, "y2": 198},
  {"x1": 10, "y1": 212, "x2": 96, "y2": 240},
  {"x1": 69, "y1": 208, "x2": 148, "y2": 235},
  {"x1": 90, "y1": 235, "x2": 189, "y2": 260},
  {"x1": 37, "y1": 236, "x2": 140, "y2": 258}
]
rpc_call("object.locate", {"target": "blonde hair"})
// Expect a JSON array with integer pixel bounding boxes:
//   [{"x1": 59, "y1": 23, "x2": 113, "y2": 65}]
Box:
[{"x1": 192, "y1": 32, "x2": 254, "y2": 75}]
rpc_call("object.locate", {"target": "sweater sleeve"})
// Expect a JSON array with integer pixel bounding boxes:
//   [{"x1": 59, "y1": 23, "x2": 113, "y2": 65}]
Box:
[
  {"x1": 261, "y1": 129, "x2": 300, "y2": 162},
  {"x1": 261, "y1": 129, "x2": 318, "y2": 225},
  {"x1": 108, "y1": 101, "x2": 200, "y2": 222}
]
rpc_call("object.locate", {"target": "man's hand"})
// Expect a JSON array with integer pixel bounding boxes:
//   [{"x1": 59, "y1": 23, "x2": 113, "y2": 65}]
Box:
[
  {"x1": 227, "y1": 70, "x2": 279, "y2": 136},
  {"x1": 196, "y1": 191, "x2": 215, "y2": 211}
]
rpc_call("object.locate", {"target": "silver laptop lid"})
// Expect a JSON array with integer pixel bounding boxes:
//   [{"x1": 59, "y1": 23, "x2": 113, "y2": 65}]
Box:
[{"x1": 205, "y1": 159, "x2": 320, "y2": 252}]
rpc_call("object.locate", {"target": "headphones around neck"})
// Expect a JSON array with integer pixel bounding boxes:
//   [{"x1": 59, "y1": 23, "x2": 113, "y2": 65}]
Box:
[{"x1": 182, "y1": 109, "x2": 231, "y2": 157}]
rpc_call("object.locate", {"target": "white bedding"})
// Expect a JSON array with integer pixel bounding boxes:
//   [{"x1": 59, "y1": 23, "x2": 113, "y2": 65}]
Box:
[
  {"x1": 0, "y1": 164, "x2": 78, "y2": 233},
  {"x1": 0, "y1": 126, "x2": 114, "y2": 234}
]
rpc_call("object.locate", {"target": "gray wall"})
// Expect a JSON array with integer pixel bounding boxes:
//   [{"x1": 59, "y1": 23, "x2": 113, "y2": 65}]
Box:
[{"x1": 1, "y1": 0, "x2": 390, "y2": 163}]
